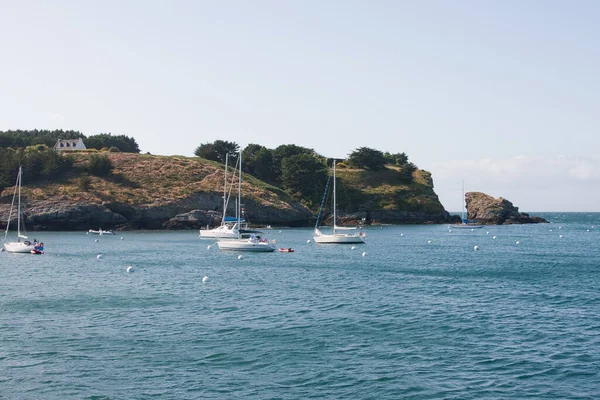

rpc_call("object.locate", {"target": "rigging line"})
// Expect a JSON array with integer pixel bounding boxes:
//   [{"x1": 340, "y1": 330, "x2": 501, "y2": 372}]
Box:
[
  {"x1": 3, "y1": 167, "x2": 20, "y2": 241},
  {"x1": 340, "y1": 180, "x2": 353, "y2": 214},
  {"x1": 223, "y1": 156, "x2": 240, "y2": 217},
  {"x1": 314, "y1": 175, "x2": 331, "y2": 230}
]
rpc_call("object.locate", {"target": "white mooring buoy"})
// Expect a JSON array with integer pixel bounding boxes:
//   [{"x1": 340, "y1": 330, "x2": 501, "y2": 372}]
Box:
[
  {"x1": 202, "y1": 276, "x2": 208, "y2": 283},
  {"x1": 474, "y1": 245, "x2": 479, "y2": 251},
  {"x1": 362, "y1": 251, "x2": 367, "y2": 257},
  {"x1": 238, "y1": 255, "x2": 243, "y2": 260},
  {"x1": 127, "y1": 266, "x2": 135, "y2": 273},
  {"x1": 97, "y1": 254, "x2": 102, "y2": 259}
]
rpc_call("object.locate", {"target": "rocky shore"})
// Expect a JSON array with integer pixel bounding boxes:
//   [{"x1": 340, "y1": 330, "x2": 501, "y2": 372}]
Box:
[
  {"x1": 0, "y1": 198, "x2": 314, "y2": 231},
  {"x1": 0, "y1": 199, "x2": 459, "y2": 231}
]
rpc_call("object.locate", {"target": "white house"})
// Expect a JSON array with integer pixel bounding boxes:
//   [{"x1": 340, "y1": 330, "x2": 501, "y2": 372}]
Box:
[{"x1": 54, "y1": 138, "x2": 87, "y2": 151}]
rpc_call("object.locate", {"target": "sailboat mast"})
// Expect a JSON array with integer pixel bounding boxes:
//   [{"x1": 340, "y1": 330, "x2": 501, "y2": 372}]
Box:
[
  {"x1": 333, "y1": 159, "x2": 336, "y2": 235},
  {"x1": 462, "y1": 180, "x2": 465, "y2": 223},
  {"x1": 17, "y1": 166, "x2": 22, "y2": 241},
  {"x1": 238, "y1": 150, "x2": 242, "y2": 230},
  {"x1": 222, "y1": 153, "x2": 228, "y2": 225}
]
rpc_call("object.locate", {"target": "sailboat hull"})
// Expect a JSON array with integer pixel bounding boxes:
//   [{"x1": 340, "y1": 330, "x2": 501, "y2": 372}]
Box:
[
  {"x1": 453, "y1": 224, "x2": 484, "y2": 229},
  {"x1": 313, "y1": 234, "x2": 365, "y2": 244},
  {"x1": 199, "y1": 226, "x2": 238, "y2": 238},
  {"x1": 217, "y1": 239, "x2": 276, "y2": 252},
  {"x1": 3, "y1": 242, "x2": 36, "y2": 253}
]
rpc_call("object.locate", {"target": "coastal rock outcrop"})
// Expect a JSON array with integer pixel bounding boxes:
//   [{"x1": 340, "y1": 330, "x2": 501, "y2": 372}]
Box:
[
  {"x1": 466, "y1": 192, "x2": 548, "y2": 225},
  {"x1": 0, "y1": 196, "x2": 314, "y2": 231},
  {"x1": 0, "y1": 201, "x2": 127, "y2": 231}
]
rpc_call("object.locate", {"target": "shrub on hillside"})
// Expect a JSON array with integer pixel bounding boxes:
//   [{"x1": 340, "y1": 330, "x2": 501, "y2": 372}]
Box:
[
  {"x1": 77, "y1": 175, "x2": 92, "y2": 191},
  {"x1": 87, "y1": 154, "x2": 114, "y2": 177},
  {"x1": 347, "y1": 147, "x2": 387, "y2": 170}
]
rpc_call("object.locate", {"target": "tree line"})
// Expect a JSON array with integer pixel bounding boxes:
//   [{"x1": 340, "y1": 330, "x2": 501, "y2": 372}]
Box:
[
  {"x1": 194, "y1": 141, "x2": 417, "y2": 208},
  {"x1": 0, "y1": 130, "x2": 140, "y2": 153},
  {"x1": 0, "y1": 146, "x2": 116, "y2": 194}
]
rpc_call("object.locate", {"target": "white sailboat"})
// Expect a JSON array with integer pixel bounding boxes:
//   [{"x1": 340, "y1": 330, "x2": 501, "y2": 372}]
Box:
[
  {"x1": 217, "y1": 149, "x2": 276, "y2": 252},
  {"x1": 454, "y1": 181, "x2": 483, "y2": 229},
  {"x1": 200, "y1": 153, "x2": 240, "y2": 239},
  {"x1": 3, "y1": 166, "x2": 44, "y2": 254},
  {"x1": 313, "y1": 159, "x2": 366, "y2": 244}
]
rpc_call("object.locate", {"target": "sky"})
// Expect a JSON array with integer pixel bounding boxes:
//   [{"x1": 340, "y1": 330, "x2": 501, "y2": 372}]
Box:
[{"x1": 1, "y1": 1, "x2": 599, "y2": 211}]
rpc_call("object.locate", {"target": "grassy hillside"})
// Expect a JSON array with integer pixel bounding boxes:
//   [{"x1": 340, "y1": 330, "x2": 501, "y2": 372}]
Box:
[
  {"x1": 1, "y1": 152, "x2": 450, "y2": 226},
  {"x1": 2, "y1": 152, "x2": 293, "y2": 209},
  {"x1": 334, "y1": 164, "x2": 446, "y2": 215}
]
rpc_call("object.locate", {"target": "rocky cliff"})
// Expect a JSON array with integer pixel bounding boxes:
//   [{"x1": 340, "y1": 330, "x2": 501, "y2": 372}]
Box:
[
  {"x1": 0, "y1": 153, "x2": 456, "y2": 230},
  {"x1": 466, "y1": 192, "x2": 548, "y2": 225}
]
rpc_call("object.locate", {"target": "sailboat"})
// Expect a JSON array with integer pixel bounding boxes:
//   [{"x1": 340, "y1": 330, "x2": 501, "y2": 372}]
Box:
[
  {"x1": 217, "y1": 149, "x2": 276, "y2": 252},
  {"x1": 313, "y1": 159, "x2": 366, "y2": 244},
  {"x1": 200, "y1": 153, "x2": 240, "y2": 239},
  {"x1": 454, "y1": 181, "x2": 483, "y2": 229},
  {"x1": 2, "y1": 166, "x2": 45, "y2": 254}
]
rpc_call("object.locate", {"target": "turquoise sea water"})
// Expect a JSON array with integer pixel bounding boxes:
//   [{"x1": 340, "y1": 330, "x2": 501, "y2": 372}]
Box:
[{"x1": 1, "y1": 213, "x2": 599, "y2": 399}]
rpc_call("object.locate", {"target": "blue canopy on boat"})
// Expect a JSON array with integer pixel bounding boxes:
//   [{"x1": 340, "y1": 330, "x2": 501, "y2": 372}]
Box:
[{"x1": 223, "y1": 216, "x2": 245, "y2": 223}]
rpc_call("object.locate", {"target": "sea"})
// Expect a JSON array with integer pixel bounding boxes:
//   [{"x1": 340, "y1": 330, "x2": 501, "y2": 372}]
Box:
[{"x1": 1, "y1": 212, "x2": 599, "y2": 399}]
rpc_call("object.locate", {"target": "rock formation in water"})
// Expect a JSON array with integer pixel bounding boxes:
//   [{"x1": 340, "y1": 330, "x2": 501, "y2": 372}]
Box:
[{"x1": 465, "y1": 192, "x2": 548, "y2": 225}]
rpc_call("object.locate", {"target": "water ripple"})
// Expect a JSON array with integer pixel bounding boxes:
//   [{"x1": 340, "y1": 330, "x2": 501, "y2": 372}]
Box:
[{"x1": 1, "y1": 216, "x2": 600, "y2": 398}]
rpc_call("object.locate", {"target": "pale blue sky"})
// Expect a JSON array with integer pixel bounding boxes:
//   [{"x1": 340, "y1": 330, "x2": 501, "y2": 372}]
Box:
[{"x1": 1, "y1": 1, "x2": 599, "y2": 211}]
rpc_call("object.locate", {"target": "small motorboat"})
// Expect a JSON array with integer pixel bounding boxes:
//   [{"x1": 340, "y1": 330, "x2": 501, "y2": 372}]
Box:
[
  {"x1": 30, "y1": 242, "x2": 44, "y2": 254},
  {"x1": 278, "y1": 248, "x2": 294, "y2": 253},
  {"x1": 88, "y1": 229, "x2": 116, "y2": 235}
]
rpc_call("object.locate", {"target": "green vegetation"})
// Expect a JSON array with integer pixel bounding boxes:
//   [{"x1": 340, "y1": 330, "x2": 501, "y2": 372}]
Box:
[
  {"x1": 0, "y1": 147, "x2": 73, "y2": 192},
  {"x1": 0, "y1": 129, "x2": 140, "y2": 153},
  {"x1": 192, "y1": 141, "x2": 428, "y2": 212},
  {"x1": 280, "y1": 153, "x2": 328, "y2": 207},
  {"x1": 84, "y1": 133, "x2": 140, "y2": 153},
  {"x1": 0, "y1": 130, "x2": 446, "y2": 220},
  {"x1": 0, "y1": 129, "x2": 85, "y2": 148},
  {"x1": 87, "y1": 154, "x2": 114, "y2": 177},
  {"x1": 194, "y1": 140, "x2": 239, "y2": 164},
  {"x1": 347, "y1": 147, "x2": 387, "y2": 170}
]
